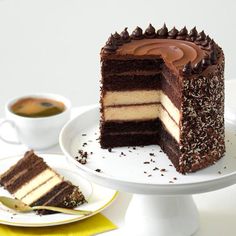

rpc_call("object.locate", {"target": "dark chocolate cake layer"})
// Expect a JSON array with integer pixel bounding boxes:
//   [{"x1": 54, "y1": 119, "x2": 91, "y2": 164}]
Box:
[
  {"x1": 100, "y1": 133, "x2": 158, "y2": 148},
  {"x1": 100, "y1": 24, "x2": 225, "y2": 174},
  {"x1": 101, "y1": 120, "x2": 160, "y2": 134},
  {"x1": 102, "y1": 59, "x2": 163, "y2": 74},
  {"x1": 102, "y1": 73, "x2": 162, "y2": 91},
  {"x1": 0, "y1": 151, "x2": 41, "y2": 186}
]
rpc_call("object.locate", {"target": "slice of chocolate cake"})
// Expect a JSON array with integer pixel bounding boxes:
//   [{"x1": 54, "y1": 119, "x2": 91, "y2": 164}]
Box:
[
  {"x1": 100, "y1": 24, "x2": 225, "y2": 174},
  {"x1": 0, "y1": 151, "x2": 86, "y2": 214}
]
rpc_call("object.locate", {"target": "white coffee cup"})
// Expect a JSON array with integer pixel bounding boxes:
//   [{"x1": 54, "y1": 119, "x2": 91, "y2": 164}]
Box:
[{"x1": 0, "y1": 93, "x2": 71, "y2": 150}]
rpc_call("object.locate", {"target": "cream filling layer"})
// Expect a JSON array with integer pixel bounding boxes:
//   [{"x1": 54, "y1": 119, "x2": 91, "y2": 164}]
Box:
[
  {"x1": 104, "y1": 104, "x2": 179, "y2": 142},
  {"x1": 21, "y1": 174, "x2": 63, "y2": 205},
  {"x1": 103, "y1": 90, "x2": 180, "y2": 123},
  {"x1": 14, "y1": 169, "x2": 56, "y2": 200}
]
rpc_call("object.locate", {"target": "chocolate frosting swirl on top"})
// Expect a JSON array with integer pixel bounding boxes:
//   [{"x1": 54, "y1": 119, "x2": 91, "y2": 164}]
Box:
[
  {"x1": 116, "y1": 38, "x2": 206, "y2": 69},
  {"x1": 144, "y1": 24, "x2": 156, "y2": 38},
  {"x1": 102, "y1": 25, "x2": 218, "y2": 72}
]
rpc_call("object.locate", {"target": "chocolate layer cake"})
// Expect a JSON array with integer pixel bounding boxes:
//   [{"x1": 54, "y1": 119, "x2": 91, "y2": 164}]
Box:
[
  {"x1": 0, "y1": 151, "x2": 86, "y2": 214},
  {"x1": 100, "y1": 24, "x2": 225, "y2": 174}
]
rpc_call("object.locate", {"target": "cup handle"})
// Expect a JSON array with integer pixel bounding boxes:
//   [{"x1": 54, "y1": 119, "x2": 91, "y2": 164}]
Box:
[{"x1": 0, "y1": 119, "x2": 21, "y2": 145}]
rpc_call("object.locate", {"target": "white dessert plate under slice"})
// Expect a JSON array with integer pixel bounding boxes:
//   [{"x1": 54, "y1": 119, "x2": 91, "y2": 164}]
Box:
[
  {"x1": 0, "y1": 153, "x2": 117, "y2": 227},
  {"x1": 60, "y1": 106, "x2": 236, "y2": 195}
]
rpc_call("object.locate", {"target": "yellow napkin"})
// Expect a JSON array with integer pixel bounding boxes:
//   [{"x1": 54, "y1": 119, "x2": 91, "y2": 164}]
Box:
[{"x1": 0, "y1": 213, "x2": 117, "y2": 236}]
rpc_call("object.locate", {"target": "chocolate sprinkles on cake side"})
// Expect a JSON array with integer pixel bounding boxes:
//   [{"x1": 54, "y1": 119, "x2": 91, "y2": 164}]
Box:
[{"x1": 100, "y1": 24, "x2": 225, "y2": 174}]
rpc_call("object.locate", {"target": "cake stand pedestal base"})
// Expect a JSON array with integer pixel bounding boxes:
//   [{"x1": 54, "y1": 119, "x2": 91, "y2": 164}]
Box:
[{"x1": 124, "y1": 194, "x2": 199, "y2": 236}]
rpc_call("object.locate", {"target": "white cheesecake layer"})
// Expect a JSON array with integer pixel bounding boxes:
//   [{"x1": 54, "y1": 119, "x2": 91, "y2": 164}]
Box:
[
  {"x1": 104, "y1": 104, "x2": 159, "y2": 121},
  {"x1": 14, "y1": 169, "x2": 56, "y2": 200},
  {"x1": 104, "y1": 104, "x2": 179, "y2": 142},
  {"x1": 21, "y1": 174, "x2": 63, "y2": 205},
  {"x1": 159, "y1": 106, "x2": 179, "y2": 142},
  {"x1": 103, "y1": 90, "x2": 180, "y2": 123},
  {"x1": 103, "y1": 90, "x2": 160, "y2": 106}
]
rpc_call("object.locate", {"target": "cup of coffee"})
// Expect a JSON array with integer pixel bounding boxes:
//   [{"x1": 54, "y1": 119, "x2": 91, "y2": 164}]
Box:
[{"x1": 0, "y1": 93, "x2": 71, "y2": 150}]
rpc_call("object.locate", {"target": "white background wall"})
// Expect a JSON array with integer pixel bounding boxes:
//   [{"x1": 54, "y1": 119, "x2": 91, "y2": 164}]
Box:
[{"x1": 0, "y1": 0, "x2": 236, "y2": 116}]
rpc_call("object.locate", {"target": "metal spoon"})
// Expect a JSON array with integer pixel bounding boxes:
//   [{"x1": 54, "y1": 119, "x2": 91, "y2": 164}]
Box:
[{"x1": 0, "y1": 196, "x2": 92, "y2": 215}]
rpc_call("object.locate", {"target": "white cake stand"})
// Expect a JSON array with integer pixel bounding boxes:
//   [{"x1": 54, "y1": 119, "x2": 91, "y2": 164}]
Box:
[{"x1": 60, "y1": 107, "x2": 236, "y2": 236}]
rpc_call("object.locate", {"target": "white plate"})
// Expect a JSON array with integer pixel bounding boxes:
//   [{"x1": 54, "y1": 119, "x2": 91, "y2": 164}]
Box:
[
  {"x1": 0, "y1": 153, "x2": 117, "y2": 227},
  {"x1": 60, "y1": 106, "x2": 236, "y2": 195}
]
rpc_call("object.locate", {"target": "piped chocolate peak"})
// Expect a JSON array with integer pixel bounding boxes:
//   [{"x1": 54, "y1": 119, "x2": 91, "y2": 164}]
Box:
[
  {"x1": 120, "y1": 27, "x2": 131, "y2": 43},
  {"x1": 131, "y1": 26, "x2": 143, "y2": 40},
  {"x1": 186, "y1": 26, "x2": 198, "y2": 41},
  {"x1": 182, "y1": 61, "x2": 192, "y2": 75},
  {"x1": 113, "y1": 32, "x2": 123, "y2": 46},
  {"x1": 177, "y1": 26, "x2": 188, "y2": 40},
  {"x1": 102, "y1": 24, "x2": 219, "y2": 73},
  {"x1": 103, "y1": 34, "x2": 118, "y2": 52},
  {"x1": 168, "y1": 27, "x2": 179, "y2": 39},
  {"x1": 144, "y1": 24, "x2": 156, "y2": 38},
  {"x1": 157, "y1": 23, "x2": 168, "y2": 38}
]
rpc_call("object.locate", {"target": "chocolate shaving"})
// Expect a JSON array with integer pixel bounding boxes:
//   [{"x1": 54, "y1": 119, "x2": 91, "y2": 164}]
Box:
[{"x1": 78, "y1": 159, "x2": 87, "y2": 165}]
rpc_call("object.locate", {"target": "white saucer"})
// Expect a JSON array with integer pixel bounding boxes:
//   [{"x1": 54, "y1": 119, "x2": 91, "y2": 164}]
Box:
[{"x1": 0, "y1": 153, "x2": 117, "y2": 227}]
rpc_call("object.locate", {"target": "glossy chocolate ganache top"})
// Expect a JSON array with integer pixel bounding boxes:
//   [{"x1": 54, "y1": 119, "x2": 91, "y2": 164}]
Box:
[
  {"x1": 101, "y1": 24, "x2": 222, "y2": 75},
  {"x1": 116, "y1": 39, "x2": 205, "y2": 69}
]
